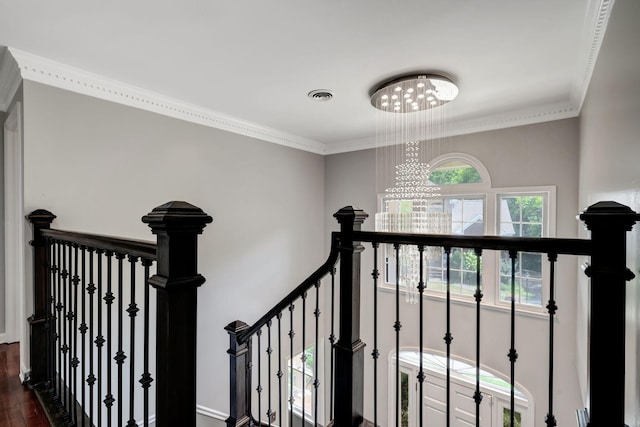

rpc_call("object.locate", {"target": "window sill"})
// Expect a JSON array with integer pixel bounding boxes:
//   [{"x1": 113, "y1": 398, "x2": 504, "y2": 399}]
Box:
[{"x1": 377, "y1": 285, "x2": 554, "y2": 321}]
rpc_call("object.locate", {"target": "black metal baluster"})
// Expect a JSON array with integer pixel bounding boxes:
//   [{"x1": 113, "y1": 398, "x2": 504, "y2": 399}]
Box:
[
  {"x1": 372, "y1": 243, "x2": 380, "y2": 427},
  {"x1": 80, "y1": 246, "x2": 87, "y2": 427},
  {"x1": 313, "y1": 281, "x2": 320, "y2": 427},
  {"x1": 328, "y1": 267, "x2": 336, "y2": 421},
  {"x1": 394, "y1": 243, "x2": 401, "y2": 427},
  {"x1": 418, "y1": 245, "x2": 425, "y2": 427},
  {"x1": 115, "y1": 253, "x2": 126, "y2": 427},
  {"x1": 266, "y1": 320, "x2": 273, "y2": 426},
  {"x1": 127, "y1": 255, "x2": 139, "y2": 427},
  {"x1": 276, "y1": 312, "x2": 283, "y2": 427},
  {"x1": 140, "y1": 258, "x2": 153, "y2": 427},
  {"x1": 508, "y1": 250, "x2": 518, "y2": 427},
  {"x1": 288, "y1": 303, "x2": 295, "y2": 427},
  {"x1": 44, "y1": 238, "x2": 54, "y2": 396},
  {"x1": 87, "y1": 248, "x2": 96, "y2": 426},
  {"x1": 473, "y1": 249, "x2": 483, "y2": 427},
  {"x1": 444, "y1": 247, "x2": 453, "y2": 427},
  {"x1": 71, "y1": 243, "x2": 79, "y2": 425},
  {"x1": 545, "y1": 254, "x2": 558, "y2": 427},
  {"x1": 62, "y1": 242, "x2": 70, "y2": 420},
  {"x1": 48, "y1": 241, "x2": 55, "y2": 401},
  {"x1": 301, "y1": 291, "x2": 307, "y2": 425},
  {"x1": 51, "y1": 241, "x2": 62, "y2": 411},
  {"x1": 257, "y1": 329, "x2": 263, "y2": 427},
  {"x1": 56, "y1": 241, "x2": 63, "y2": 411},
  {"x1": 96, "y1": 249, "x2": 105, "y2": 427},
  {"x1": 104, "y1": 250, "x2": 115, "y2": 426}
]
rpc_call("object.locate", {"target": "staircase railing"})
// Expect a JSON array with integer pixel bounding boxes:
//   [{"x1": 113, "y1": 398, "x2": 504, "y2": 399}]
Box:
[
  {"x1": 227, "y1": 202, "x2": 638, "y2": 427},
  {"x1": 27, "y1": 201, "x2": 212, "y2": 427}
]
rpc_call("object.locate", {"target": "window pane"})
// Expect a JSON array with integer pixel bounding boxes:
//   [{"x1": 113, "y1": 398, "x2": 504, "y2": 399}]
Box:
[
  {"x1": 503, "y1": 408, "x2": 522, "y2": 427},
  {"x1": 450, "y1": 270, "x2": 462, "y2": 285},
  {"x1": 522, "y1": 223, "x2": 542, "y2": 237},
  {"x1": 521, "y1": 252, "x2": 542, "y2": 278},
  {"x1": 428, "y1": 160, "x2": 482, "y2": 185},
  {"x1": 451, "y1": 248, "x2": 462, "y2": 269},
  {"x1": 401, "y1": 372, "x2": 409, "y2": 427},
  {"x1": 521, "y1": 278, "x2": 543, "y2": 306},
  {"x1": 288, "y1": 347, "x2": 315, "y2": 418},
  {"x1": 464, "y1": 221, "x2": 484, "y2": 235},
  {"x1": 520, "y1": 196, "x2": 543, "y2": 223},
  {"x1": 503, "y1": 197, "x2": 522, "y2": 223},
  {"x1": 499, "y1": 194, "x2": 546, "y2": 307}
]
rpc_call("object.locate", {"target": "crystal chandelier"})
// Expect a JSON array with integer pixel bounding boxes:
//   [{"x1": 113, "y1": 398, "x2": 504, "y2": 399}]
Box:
[{"x1": 372, "y1": 74, "x2": 458, "y2": 303}]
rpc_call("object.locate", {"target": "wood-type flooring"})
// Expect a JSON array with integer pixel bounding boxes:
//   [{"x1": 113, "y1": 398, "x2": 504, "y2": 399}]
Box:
[{"x1": 0, "y1": 343, "x2": 50, "y2": 426}]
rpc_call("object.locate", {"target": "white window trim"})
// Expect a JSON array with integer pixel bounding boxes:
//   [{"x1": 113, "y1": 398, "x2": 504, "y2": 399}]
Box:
[
  {"x1": 493, "y1": 187, "x2": 556, "y2": 313},
  {"x1": 376, "y1": 177, "x2": 557, "y2": 315}
]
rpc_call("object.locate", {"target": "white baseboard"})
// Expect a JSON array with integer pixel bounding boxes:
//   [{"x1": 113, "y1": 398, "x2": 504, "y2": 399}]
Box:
[
  {"x1": 0, "y1": 333, "x2": 7, "y2": 344},
  {"x1": 196, "y1": 405, "x2": 228, "y2": 422},
  {"x1": 19, "y1": 367, "x2": 29, "y2": 383}
]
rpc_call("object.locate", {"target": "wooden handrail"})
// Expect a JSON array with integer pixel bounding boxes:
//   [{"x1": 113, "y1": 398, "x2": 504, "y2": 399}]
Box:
[
  {"x1": 354, "y1": 230, "x2": 593, "y2": 256},
  {"x1": 42, "y1": 228, "x2": 156, "y2": 260},
  {"x1": 236, "y1": 232, "x2": 340, "y2": 344}
]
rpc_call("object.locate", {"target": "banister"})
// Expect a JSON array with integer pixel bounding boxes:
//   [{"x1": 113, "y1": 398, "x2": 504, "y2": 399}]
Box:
[
  {"x1": 42, "y1": 228, "x2": 156, "y2": 260},
  {"x1": 27, "y1": 201, "x2": 211, "y2": 427},
  {"x1": 235, "y1": 232, "x2": 341, "y2": 344},
  {"x1": 354, "y1": 230, "x2": 593, "y2": 256}
]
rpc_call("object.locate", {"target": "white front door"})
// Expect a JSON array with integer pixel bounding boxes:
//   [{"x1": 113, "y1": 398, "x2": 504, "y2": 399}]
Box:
[{"x1": 421, "y1": 373, "x2": 493, "y2": 427}]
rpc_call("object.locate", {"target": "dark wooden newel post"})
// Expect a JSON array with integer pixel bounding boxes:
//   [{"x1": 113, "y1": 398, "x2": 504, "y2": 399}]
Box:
[
  {"x1": 27, "y1": 209, "x2": 57, "y2": 387},
  {"x1": 225, "y1": 320, "x2": 252, "y2": 427},
  {"x1": 333, "y1": 206, "x2": 368, "y2": 427},
  {"x1": 579, "y1": 201, "x2": 639, "y2": 427},
  {"x1": 142, "y1": 201, "x2": 212, "y2": 427}
]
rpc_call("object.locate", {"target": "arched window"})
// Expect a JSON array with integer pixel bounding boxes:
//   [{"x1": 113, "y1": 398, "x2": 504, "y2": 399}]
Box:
[{"x1": 428, "y1": 153, "x2": 491, "y2": 188}]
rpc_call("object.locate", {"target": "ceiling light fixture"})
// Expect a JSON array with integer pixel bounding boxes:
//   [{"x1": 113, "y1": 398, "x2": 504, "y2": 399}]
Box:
[
  {"x1": 370, "y1": 74, "x2": 458, "y2": 113},
  {"x1": 372, "y1": 73, "x2": 458, "y2": 304}
]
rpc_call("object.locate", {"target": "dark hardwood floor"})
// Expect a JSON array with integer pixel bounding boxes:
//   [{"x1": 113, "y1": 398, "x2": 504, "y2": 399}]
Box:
[{"x1": 0, "y1": 343, "x2": 50, "y2": 426}]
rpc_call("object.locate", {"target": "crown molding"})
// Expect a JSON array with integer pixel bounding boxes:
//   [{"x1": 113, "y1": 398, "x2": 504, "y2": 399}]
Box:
[
  {"x1": 324, "y1": 101, "x2": 579, "y2": 155},
  {"x1": 0, "y1": 49, "x2": 22, "y2": 112},
  {"x1": 8, "y1": 48, "x2": 327, "y2": 155},
  {"x1": 572, "y1": 0, "x2": 615, "y2": 110}
]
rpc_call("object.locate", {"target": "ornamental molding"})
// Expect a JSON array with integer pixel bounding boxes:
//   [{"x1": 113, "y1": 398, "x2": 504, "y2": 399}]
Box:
[
  {"x1": 571, "y1": 0, "x2": 615, "y2": 110},
  {"x1": 8, "y1": 48, "x2": 326, "y2": 155}
]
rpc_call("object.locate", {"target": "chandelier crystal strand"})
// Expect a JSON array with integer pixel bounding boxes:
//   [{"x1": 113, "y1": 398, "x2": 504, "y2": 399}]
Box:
[{"x1": 373, "y1": 75, "x2": 457, "y2": 304}]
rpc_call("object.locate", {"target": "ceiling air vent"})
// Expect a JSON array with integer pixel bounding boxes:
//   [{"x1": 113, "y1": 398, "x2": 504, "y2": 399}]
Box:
[{"x1": 308, "y1": 89, "x2": 334, "y2": 102}]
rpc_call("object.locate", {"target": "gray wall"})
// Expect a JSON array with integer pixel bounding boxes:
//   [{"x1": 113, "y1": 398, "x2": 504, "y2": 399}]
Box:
[
  {"x1": 0, "y1": 82, "x2": 22, "y2": 340},
  {"x1": 325, "y1": 118, "x2": 582, "y2": 425},
  {"x1": 578, "y1": 0, "x2": 640, "y2": 424},
  {"x1": 21, "y1": 81, "x2": 326, "y2": 421},
  {"x1": 0, "y1": 109, "x2": 5, "y2": 335}
]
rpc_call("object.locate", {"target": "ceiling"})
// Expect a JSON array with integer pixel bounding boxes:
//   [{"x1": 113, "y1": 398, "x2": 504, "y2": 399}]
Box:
[{"x1": 0, "y1": 0, "x2": 612, "y2": 154}]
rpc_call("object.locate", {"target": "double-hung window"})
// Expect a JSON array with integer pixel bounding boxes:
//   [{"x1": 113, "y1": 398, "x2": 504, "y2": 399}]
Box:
[{"x1": 497, "y1": 192, "x2": 550, "y2": 307}]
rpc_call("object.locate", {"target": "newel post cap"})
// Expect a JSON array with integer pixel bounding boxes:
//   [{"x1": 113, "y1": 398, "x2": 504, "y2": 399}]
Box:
[
  {"x1": 579, "y1": 201, "x2": 640, "y2": 231},
  {"x1": 225, "y1": 320, "x2": 250, "y2": 334},
  {"x1": 142, "y1": 201, "x2": 212, "y2": 234},
  {"x1": 333, "y1": 206, "x2": 369, "y2": 225},
  {"x1": 26, "y1": 209, "x2": 56, "y2": 226}
]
